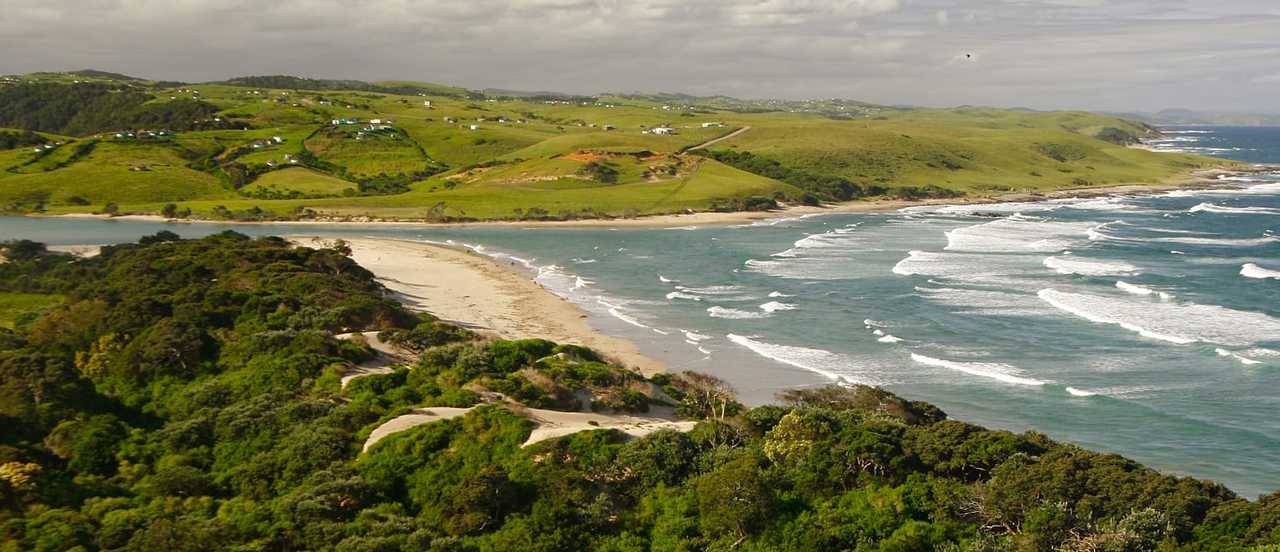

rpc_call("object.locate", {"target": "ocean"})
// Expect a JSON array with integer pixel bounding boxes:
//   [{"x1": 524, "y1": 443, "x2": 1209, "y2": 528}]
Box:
[{"x1": 3, "y1": 125, "x2": 1278, "y2": 497}]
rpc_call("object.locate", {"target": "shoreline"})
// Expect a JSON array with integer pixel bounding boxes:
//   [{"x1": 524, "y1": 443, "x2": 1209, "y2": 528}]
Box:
[
  {"x1": 288, "y1": 236, "x2": 668, "y2": 376},
  {"x1": 32, "y1": 167, "x2": 1276, "y2": 229}
]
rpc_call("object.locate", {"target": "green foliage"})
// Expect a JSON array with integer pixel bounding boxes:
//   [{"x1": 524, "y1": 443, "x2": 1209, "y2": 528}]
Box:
[
  {"x1": 576, "y1": 160, "x2": 620, "y2": 183},
  {"x1": 0, "y1": 83, "x2": 220, "y2": 135},
  {"x1": 0, "y1": 130, "x2": 48, "y2": 150},
  {"x1": 699, "y1": 148, "x2": 880, "y2": 201},
  {"x1": 0, "y1": 235, "x2": 1275, "y2": 551}
]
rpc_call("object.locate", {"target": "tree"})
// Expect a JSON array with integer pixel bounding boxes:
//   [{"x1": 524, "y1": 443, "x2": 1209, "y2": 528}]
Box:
[
  {"x1": 695, "y1": 455, "x2": 774, "y2": 544},
  {"x1": 674, "y1": 371, "x2": 739, "y2": 420},
  {"x1": 0, "y1": 239, "x2": 48, "y2": 261},
  {"x1": 160, "y1": 203, "x2": 178, "y2": 218}
]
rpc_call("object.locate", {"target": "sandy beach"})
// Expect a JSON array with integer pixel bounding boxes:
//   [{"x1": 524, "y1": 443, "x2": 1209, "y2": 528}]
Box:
[{"x1": 289, "y1": 236, "x2": 668, "y2": 375}]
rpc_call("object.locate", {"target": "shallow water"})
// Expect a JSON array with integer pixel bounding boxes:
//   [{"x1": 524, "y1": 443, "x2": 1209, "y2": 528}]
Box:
[{"x1": 3, "y1": 126, "x2": 1280, "y2": 497}]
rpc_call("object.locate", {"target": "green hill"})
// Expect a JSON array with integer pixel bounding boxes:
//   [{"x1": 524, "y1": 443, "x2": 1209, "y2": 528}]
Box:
[{"x1": 0, "y1": 71, "x2": 1240, "y2": 221}]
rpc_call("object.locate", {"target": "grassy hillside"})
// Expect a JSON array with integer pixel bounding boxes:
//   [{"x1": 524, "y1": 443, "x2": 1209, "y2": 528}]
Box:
[{"x1": 0, "y1": 71, "x2": 1238, "y2": 221}]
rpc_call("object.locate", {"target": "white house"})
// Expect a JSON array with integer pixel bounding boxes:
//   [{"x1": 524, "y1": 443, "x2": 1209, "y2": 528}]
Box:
[
  {"x1": 650, "y1": 127, "x2": 676, "y2": 135},
  {"x1": 271, "y1": 136, "x2": 284, "y2": 144},
  {"x1": 468, "y1": 124, "x2": 481, "y2": 131},
  {"x1": 423, "y1": 100, "x2": 433, "y2": 108},
  {"x1": 701, "y1": 122, "x2": 725, "y2": 128},
  {"x1": 370, "y1": 119, "x2": 383, "y2": 124}
]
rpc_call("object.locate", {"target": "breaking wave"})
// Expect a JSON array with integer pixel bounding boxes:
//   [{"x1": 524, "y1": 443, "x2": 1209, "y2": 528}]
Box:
[
  {"x1": 910, "y1": 353, "x2": 1046, "y2": 386},
  {"x1": 1190, "y1": 203, "x2": 1280, "y2": 215},
  {"x1": 1241, "y1": 263, "x2": 1280, "y2": 280},
  {"x1": 707, "y1": 306, "x2": 768, "y2": 319},
  {"x1": 728, "y1": 334, "x2": 869, "y2": 383},
  {"x1": 759, "y1": 301, "x2": 797, "y2": 313},
  {"x1": 1115, "y1": 281, "x2": 1174, "y2": 300},
  {"x1": 1038, "y1": 288, "x2": 1280, "y2": 347},
  {"x1": 1044, "y1": 256, "x2": 1137, "y2": 276}
]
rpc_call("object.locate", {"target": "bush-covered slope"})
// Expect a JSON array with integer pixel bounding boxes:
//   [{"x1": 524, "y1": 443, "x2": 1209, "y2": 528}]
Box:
[
  {"x1": 0, "y1": 83, "x2": 220, "y2": 136},
  {"x1": 0, "y1": 235, "x2": 1277, "y2": 551}
]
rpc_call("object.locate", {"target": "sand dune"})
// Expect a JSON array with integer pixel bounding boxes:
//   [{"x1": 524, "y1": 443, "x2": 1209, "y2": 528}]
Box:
[{"x1": 362, "y1": 405, "x2": 697, "y2": 452}]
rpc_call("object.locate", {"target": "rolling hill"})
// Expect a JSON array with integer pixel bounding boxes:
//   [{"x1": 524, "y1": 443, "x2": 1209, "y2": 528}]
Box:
[{"x1": 0, "y1": 70, "x2": 1238, "y2": 221}]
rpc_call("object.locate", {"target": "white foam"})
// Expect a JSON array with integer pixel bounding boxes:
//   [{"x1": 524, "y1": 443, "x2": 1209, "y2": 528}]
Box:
[
  {"x1": 682, "y1": 330, "x2": 711, "y2": 342},
  {"x1": 910, "y1": 353, "x2": 1046, "y2": 386},
  {"x1": 727, "y1": 334, "x2": 863, "y2": 382},
  {"x1": 1044, "y1": 256, "x2": 1137, "y2": 276},
  {"x1": 892, "y1": 250, "x2": 1033, "y2": 284},
  {"x1": 759, "y1": 301, "x2": 797, "y2": 313},
  {"x1": 1245, "y1": 183, "x2": 1280, "y2": 194},
  {"x1": 1038, "y1": 288, "x2": 1280, "y2": 347},
  {"x1": 1065, "y1": 387, "x2": 1098, "y2": 397},
  {"x1": 1190, "y1": 202, "x2": 1280, "y2": 215},
  {"x1": 664, "y1": 225, "x2": 700, "y2": 231},
  {"x1": 745, "y1": 257, "x2": 854, "y2": 281},
  {"x1": 707, "y1": 306, "x2": 769, "y2": 319},
  {"x1": 596, "y1": 298, "x2": 657, "y2": 331},
  {"x1": 877, "y1": 334, "x2": 904, "y2": 343},
  {"x1": 915, "y1": 286, "x2": 1046, "y2": 316},
  {"x1": 658, "y1": 275, "x2": 675, "y2": 283},
  {"x1": 768, "y1": 291, "x2": 794, "y2": 298},
  {"x1": 1241, "y1": 263, "x2": 1280, "y2": 280},
  {"x1": 665, "y1": 291, "x2": 703, "y2": 301},
  {"x1": 1153, "y1": 235, "x2": 1277, "y2": 247},
  {"x1": 944, "y1": 218, "x2": 1096, "y2": 252},
  {"x1": 1216, "y1": 348, "x2": 1262, "y2": 366},
  {"x1": 677, "y1": 284, "x2": 746, "y2": 296},
  {"x1": 1115, "y1": 281, "x2": 1174, "y2": 300}
]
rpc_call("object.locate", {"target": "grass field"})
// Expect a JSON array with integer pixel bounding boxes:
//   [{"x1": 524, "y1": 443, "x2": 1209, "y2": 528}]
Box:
[
  {"x1": 0, "y1": 141, "x2": 234, "y2": 206},
  {"x1": 240, "y1": 167, "x2": 355, "y2": 197},
  {"x1": 6, "y1": 71, "x2": 1240, "y2": 220},
  {"x1": 0, "y1": 292, "x2": 62, "y2": 329}
]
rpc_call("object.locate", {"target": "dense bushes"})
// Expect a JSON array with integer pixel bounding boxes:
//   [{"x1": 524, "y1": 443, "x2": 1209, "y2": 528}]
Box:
[
  {"x1": 698, "y1": 149, "x2": 884, "y2": 201},
  {"x1": 0, "y1": 130, "x2": 47, "y2": 151},
  {"x1": 0, "y1": 235, "x2": 1277, "y2": 551},
  {"x1": 0, "y1": 83, "x2": 220, "y2": 136}
]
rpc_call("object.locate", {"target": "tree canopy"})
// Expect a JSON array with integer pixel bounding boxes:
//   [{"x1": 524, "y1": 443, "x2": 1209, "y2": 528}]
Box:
[{"x1": 0, "y1": 234, "x2": 1276, "y2": 551}]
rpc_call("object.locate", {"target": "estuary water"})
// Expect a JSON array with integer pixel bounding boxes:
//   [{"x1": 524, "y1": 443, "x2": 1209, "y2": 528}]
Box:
[{"x1": 3, "y1": 126, "x2": 1279, "y2": 497}]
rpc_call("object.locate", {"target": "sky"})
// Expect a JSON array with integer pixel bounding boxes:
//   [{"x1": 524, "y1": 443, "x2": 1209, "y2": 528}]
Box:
[{"x1": 2, "y1": 0, "x2": 1278, "y2": 112}]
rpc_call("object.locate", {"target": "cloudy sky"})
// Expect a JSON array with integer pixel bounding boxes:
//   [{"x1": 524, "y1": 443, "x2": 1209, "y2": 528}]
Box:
[{"x1": 3, "y1": 0, "x2": 1277, "y2": 111}]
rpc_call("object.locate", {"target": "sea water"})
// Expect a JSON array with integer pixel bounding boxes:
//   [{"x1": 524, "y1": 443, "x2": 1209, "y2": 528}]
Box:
[{"x1": 3, "y1": 126, "x2": 1279, "y2": 497}]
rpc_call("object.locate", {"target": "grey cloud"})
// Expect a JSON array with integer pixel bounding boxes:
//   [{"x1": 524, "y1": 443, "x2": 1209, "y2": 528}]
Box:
[{"x1": 0, "y1": 0, "x2": 1276, "y2": 112}]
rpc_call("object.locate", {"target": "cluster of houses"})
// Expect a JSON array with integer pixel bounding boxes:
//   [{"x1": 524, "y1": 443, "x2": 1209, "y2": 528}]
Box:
[
  {"x1": 249, "y1": 136, "x2": 286, "y2": 149},
  {"x1": 265, "y1": 153, "x2": 300, "y2": 168},
  {"x1": 356, "y1": 121, "x2": 396, "y2": 139},
  {"x1": 112, "y1": 130, "x2": 172, "y2": 140},
  {"x1": 31, "y1": 141, "x2": 64, "y2": 153},
  {"x1": 643, "y1": 127, "x2": 677, "y2": 135}
]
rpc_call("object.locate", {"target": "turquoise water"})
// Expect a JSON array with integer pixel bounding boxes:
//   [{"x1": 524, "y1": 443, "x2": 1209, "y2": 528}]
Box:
[{"x1": 3, "y1": 126, "x2": 1279, "y2": 497}]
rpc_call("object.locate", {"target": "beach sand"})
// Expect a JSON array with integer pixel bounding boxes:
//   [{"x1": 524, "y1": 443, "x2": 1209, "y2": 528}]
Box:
[{"x1": 290, "y1": 236, "x2": 668, "y2": 376}]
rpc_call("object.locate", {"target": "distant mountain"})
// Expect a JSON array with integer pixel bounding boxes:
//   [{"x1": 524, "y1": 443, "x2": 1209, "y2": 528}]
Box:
[
  {"x1": 68, "y1": 69, "x2": 143, "y2": 81},
  {"x1": 1116, "y1": 109, "x2": 1280, "y2": 127},
  {"x1": 209, "y1": 75, "x2": 474, "y2": 98}
]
